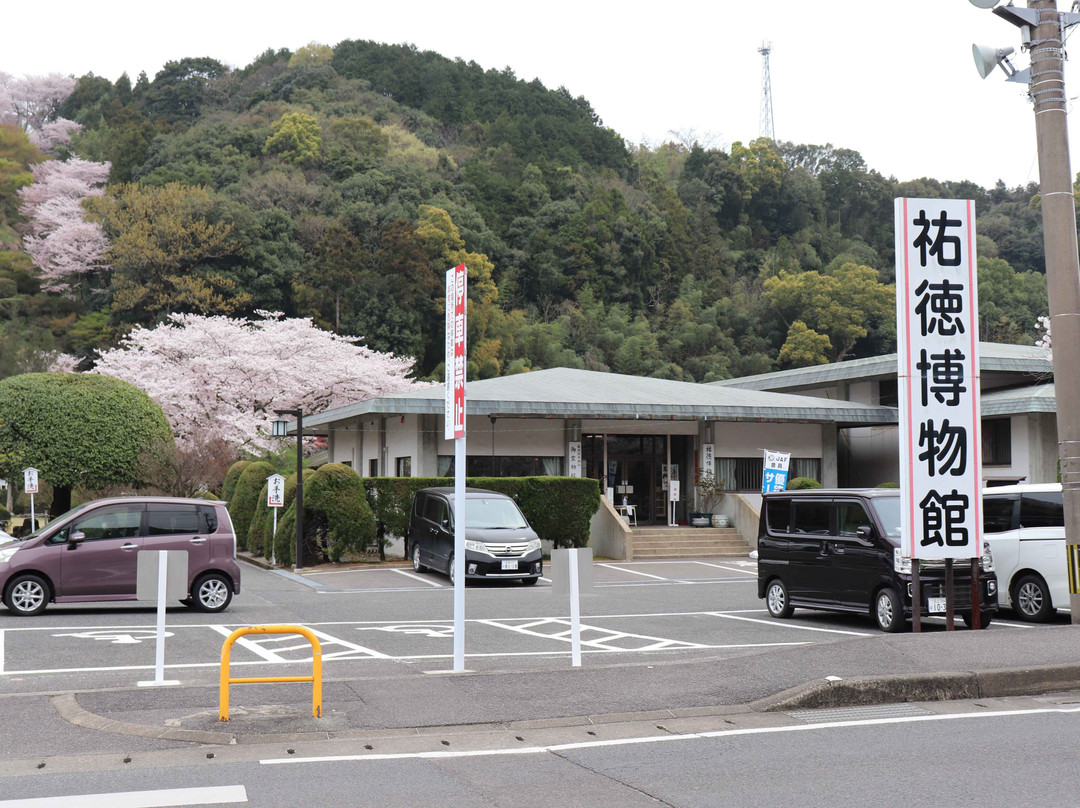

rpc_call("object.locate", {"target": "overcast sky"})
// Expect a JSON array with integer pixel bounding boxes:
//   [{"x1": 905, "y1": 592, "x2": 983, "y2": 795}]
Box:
[{"x1": 1, "y1": 1, "x2": 1069, "y2": 189}]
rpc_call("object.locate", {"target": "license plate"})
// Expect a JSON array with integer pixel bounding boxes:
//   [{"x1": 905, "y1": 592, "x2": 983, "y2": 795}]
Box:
[
  {"x1": 928, "y1": 597, "x2": 946, "y2": 613},
  {"x1": 501, "y1": 560, "x2": 518, "y2": 570}
]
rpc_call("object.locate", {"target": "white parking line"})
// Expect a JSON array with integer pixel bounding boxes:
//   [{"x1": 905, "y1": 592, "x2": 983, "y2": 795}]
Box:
[
  {"x1": 598, "y1": 563, "x2": 670, "y2": 580},
  {"x1": 0, "y1": 785, "x2": 247, "y2": 807},
  {"x1": 392, "y1": 568, "x2": 445, "y2": 587},
  {"x1": 691, "y1": 561, "x2": 757, "y2": 576},
  {"x1": 709, "y1": 611, "x2": 873, "y2": 637}
]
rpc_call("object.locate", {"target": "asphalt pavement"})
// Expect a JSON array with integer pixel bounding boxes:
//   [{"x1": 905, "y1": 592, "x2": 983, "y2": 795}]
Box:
[{"x1": 8, "y1": 556, "x2": 1080, "y2": 763}]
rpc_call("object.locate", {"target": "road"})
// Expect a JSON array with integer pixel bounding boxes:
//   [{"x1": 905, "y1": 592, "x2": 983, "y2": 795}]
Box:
[{"x1": 0, "y1": 556, "x2": 1078, "y2": 806}]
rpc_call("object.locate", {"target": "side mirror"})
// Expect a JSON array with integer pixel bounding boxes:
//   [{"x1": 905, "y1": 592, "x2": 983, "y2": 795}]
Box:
[
  {"x1": 856, "y1": 525, "x2": 873, "y2": 540},
  {"x1": 69, "y1": 530, "x2": 86, "y2": 544}
]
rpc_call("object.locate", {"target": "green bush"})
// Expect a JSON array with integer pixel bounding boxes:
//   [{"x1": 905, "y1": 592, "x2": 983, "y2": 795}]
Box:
[
  {"x1": 229, "y1": 460, "x2": 274, "y2": 550},
  {"x1": 362, "y1": 476, "x2": 600, "y2": 550},
  {"x1": 221, "y1": 460, "x2": 250, "y2": 502},
  {"x1": 787, "y1": 477, "x2": 823, "y2": 490},
  {"x1": 876, "y1": 481, "x2": 900, "y2": 488},
  {"x1": 271, "y1": 468, "x2": 316, "y2": 566},
  {"x1": 304, "y1": 463, "x2": 376, "y2": 562}
]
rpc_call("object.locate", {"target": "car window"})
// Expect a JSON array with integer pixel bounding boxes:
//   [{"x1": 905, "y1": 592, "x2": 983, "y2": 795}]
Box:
[
  {"x1": 1020, "y1": 491, "x2": 1064, "y2": 529},
  {"x1": 868, "y1": 496, "x2": 902, "y2": 540},
  {"x1": 146, "y1": 503, "x2": 200, "y2": 535},
  {"x1": 423, "y1": 496, "x2": 447, "y2": 526},
  {"x1": 464, "y1": 498, "x2": 529, "y2": 529},
  {"x1": 791, "y1": 500, "x2": 830, "y2": 534},
  {"x1": 71, "y1": 505, "x2": 143, "y2": 541},
  {"x1": 982, "y1": 496, "x2": 1017, "y2": 533},
  {"x1": 836, "y1": 502, "x2": 872, "y2": 537},
  {"x1": 765, "y1": 499, "x2": 790, "y2": 533}
]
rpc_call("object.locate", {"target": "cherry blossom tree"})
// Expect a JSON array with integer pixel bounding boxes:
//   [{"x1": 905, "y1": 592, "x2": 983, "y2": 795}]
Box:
[
  {"x1": 1036, "y1": 315, "x2": 1052, "y2": 361},
  {"x1": 18, "y1": 157, "x2": 111, "y2": 295},
  {"x1": 0, "y1": 72, "x2": 76, "y2": 132},
  {"x1": 92, "y1": 311, "x2": 429, "y2": 451}
]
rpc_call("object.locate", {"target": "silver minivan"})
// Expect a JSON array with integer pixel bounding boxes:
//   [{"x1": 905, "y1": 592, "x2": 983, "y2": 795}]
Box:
[
  {"x1": 983, "y1": 483, "x2": 1067, "y2": 621},
  {"x1": 0, "y1": 496, "x2": 241, "y2": 616}
]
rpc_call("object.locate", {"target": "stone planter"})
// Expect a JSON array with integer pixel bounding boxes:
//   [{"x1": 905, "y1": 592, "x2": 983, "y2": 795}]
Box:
[{"x1": 712, "y1": 513, "x2": 730, "y2": 528}]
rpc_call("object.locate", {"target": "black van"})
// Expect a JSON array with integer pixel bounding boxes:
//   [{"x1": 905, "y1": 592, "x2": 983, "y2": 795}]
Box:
[
  {"x1": 757, "y1": 489, "x2": 997, "y2": 632},
  {"x1": 408, "y1": 487, "x2": 543, "y2": 585}
]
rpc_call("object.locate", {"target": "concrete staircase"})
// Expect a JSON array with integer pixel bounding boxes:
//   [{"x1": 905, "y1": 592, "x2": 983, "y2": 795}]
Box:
[{"x1": 631, "y1": 526, "x2": 751, "y2": 559}]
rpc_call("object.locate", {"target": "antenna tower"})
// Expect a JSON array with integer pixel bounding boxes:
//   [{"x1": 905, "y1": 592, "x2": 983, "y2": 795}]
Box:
[{"x1": 758, "y1": 41, "x2": 775, "y2": 141}]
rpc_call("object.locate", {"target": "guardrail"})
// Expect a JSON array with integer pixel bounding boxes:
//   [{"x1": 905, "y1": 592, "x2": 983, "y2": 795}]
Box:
[{"x1": 218, "y1": 624, "x2": 322, "y2": 722}]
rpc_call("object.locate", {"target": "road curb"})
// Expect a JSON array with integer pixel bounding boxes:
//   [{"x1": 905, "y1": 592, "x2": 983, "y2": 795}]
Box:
[{"x1": 751, "y1": 663, "x2": 1080, "y2": 712}]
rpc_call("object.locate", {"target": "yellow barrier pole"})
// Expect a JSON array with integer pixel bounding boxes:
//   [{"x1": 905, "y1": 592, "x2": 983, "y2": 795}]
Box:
[{"x1": 219, "y1": 625, "x2": 323, "y2": 722}]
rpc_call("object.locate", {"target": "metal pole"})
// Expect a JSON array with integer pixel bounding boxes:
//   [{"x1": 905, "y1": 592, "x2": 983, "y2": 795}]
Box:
[
  {"x1": 295, "y1": 410, "x2": 304, "y2": 571},
  {"x1": 1027, "y1": 1, "x2": 1080, "y2": 623},
  {"x1": 453, "y1": 433, "x2": 466, "y2": 671}
]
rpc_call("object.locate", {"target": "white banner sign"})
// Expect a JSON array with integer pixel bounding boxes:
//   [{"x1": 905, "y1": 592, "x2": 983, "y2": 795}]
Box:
[
  {"x1": 895, "y1": 197, "x2": 982, "y2": 561},
  {"x1": 567, "y1": 441, "x2": 582, "y2": 477},
  {"x1": 444, "y1": 264, "x2": 467, "y2": 440},
  {"x1": 23, "y1": 467, "x2": 38, "y2": 494},
  {"x1": 267, "y1": 474, "x2": 286, "y2": 508},
  {"x1": 700, "y1": 443, "x2": 714, "y2": 477}
]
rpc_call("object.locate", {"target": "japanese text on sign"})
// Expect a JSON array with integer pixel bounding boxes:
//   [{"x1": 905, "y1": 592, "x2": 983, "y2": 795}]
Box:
[
  {"x1": 444, "y1": 264, "x2": 467, "y2": 440},
  {"x1": 895, "y1": 198, "x2": 982, "y2": 560}
]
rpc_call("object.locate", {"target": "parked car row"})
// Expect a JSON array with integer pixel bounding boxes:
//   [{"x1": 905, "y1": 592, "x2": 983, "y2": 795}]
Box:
[{"x1": 757, "y1": 483, "x2": 1078, "y2": 632}]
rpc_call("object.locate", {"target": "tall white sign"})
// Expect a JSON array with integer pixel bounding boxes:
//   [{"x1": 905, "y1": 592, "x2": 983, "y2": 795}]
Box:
[
  {"x1": 895, "y1": 198, "x2": 982, "y2": 561},
  {"x1": 444, "y1": 264, "x2": 467, "y2": 441}
]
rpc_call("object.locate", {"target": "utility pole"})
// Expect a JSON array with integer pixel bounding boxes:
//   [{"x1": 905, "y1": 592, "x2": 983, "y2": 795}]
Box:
[{"x1": 1026, "y1": 1, "x2": 1080, "y2": 622}]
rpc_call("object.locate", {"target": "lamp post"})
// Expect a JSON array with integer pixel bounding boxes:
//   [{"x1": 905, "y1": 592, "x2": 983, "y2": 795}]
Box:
[
  {"x1": 972, "y1": 0, "x2": 1080, "y2": 623},
  {"x1": 272, "y1": 408, "x2": 304, "y2": 571}
]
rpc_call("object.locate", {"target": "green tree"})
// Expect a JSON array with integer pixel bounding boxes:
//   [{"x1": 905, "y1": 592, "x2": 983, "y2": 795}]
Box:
[
  {"x1": 0, "y1": 373, "x2": 175, "y2": 513},
  {"x1": 264, "y1": 112, "x2": 322, "y2": 168}
]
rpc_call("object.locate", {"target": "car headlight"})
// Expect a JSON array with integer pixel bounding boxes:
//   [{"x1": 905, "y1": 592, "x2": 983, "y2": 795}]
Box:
[
  {"x1": 894, "y1": 547, "x2": 912, "y2": 574},
  {"x1": 0, "y1": 545, "x2": 19, "y2": 564},
  {"x1": 465, "y1": 540, "x2": 487, "y2": 553},
  {"x1": 525, "y1": 539, "x2": 541, "y2": 553},
  {"x1": 981, "y1": 540, "x2": 995, "y2": 573}
]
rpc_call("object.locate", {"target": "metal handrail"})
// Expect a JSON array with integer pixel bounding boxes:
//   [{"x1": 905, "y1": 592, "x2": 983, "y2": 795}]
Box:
[{"x1": 218, "y1": 624, "x2": 322, "y2": 722}]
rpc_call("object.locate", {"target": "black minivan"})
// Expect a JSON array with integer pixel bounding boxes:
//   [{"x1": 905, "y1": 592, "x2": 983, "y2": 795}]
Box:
[
  {"x1": 408, "y1": 488, "x2": 543, "y2": 585},
  {"x1": 757, "y1": 489, "x2": 997, "y2": 632}
]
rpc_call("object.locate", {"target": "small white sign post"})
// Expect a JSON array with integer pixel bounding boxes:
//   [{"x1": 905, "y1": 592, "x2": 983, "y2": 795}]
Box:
[
  {"x1": 136, "y1": 550, "x2": 187, "y2": 687},
  {"x1": 266, "y1": 473, "x2": 286, "y2": 565},
  {"x1": 896, "y1": 197, "x2": 982, "y2": 631},
  {"x1": 552, "y1": 548, "x2": 594, "y2": 667},
  {"x1": 668, "y1": 480, "x2": 680, "y2": 527},
  {"x1": 446, "y1": 263, "x2": 467, "y2": 672},
  {"x1": 23, "y1": 468, "x2": 38, "y2": 527}
]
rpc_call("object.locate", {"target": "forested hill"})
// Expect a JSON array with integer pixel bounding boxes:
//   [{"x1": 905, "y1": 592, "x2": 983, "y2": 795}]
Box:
[{"x1": 0, "y1": 40, "x2": 1052, "y2": 382}]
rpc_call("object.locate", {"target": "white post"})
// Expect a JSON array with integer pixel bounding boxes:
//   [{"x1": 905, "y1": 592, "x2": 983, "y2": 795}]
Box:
[
  {"x1": 29, "y1": 493, "x2": 34, "y2": 529},
  {"x1": 138, "y1": 551, "x2": 179, "y2": 687},
  {"x1": 453, "y1": 435, "x2": 466, "y2": 671},
  {"x1": 271, "y1": 506, "x2": 278, "y2": 566},
  {"x1": 569, "y1": 549, "x2": 582, "y2": 667}
]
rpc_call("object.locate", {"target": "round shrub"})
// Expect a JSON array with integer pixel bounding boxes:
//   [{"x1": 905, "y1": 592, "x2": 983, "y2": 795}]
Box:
[
  {"x1": 229, "y1": 460, "x2": 274, "y2": 550},
  {"x1": 271, "y1": 468, "x2": 316, "y2": 566},
  {"x1": 221, "y1": 460, "x2": 250, "y2": 502},
  {"x1": 787, "y1": 477, "x2": 823, "y2": 490},
  {"x1": 304, "y1": 463, "x2": 376, "y2": 562}
]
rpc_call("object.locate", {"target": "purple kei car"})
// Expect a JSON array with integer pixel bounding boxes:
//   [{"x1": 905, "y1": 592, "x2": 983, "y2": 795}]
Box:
[{"x1": 0, "y1": 496, "x2": 241, "y2": 616}]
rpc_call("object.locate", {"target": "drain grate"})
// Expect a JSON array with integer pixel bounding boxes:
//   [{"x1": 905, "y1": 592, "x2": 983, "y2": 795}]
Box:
[{"x1": 788, "y1": 703, "x2": 933, "y2": 723}]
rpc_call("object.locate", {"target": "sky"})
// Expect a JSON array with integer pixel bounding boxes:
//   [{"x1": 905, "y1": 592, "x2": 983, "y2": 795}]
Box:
[{"x1": 1, "y1": 1, "x2": 1070, "y2": 190}]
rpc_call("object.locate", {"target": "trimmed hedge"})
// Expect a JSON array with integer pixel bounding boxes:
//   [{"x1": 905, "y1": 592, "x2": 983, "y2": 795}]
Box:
[
  {"x1": 221, "y1": 460, "x2": 250, "y2": 503},
  {"x1": 362, "y1": 476, "x2": 600, "y2": 550},
  {"x1": 229, "y1": 460, "x2": 274, "y2": 550},
  {"x1": 304, "y1": 463, "x2": 377, "y2": 562},
  {"x1": 787, "y1": 477, "x2": 823, "y2": 490},
  {"x1": 270, "y1": 468, "x2": 316, "y2": 566}
]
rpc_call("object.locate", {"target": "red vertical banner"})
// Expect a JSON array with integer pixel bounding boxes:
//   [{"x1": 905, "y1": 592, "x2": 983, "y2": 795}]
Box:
[{"x1": 445, "y1": 264, "x2": 467, "y2": 440}]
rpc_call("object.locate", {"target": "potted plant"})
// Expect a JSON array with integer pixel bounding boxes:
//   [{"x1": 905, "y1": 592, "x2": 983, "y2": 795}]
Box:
[{"x1": 695, "y1": 469, "x2": 728, "y2": 527}]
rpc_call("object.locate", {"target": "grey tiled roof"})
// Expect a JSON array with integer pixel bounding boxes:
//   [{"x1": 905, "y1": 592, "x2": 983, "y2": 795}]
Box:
[{"x1": 301, "y1": 367, "x2": 898, "y2": 431}]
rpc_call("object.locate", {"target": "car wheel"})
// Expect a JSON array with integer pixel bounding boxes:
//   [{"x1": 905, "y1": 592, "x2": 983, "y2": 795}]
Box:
[
  {"x1": 521, "y1": 576, "x2": 539, "y2": 586},
  {"x1": 412, "y1": 544, "x2": 425, "y2": 573},
  {"x1": 765, "y1": 579, "x2": 793, "y2": 618},
  {"x1": 874, "y1": 588, "x2": 905, "y2": 633},
  {"x1": 1013, "y1": 574, "x2": 1053, "y2": 622},
  {"x1": 447, "y1": 552, "x2": 455, "y2": 585},
  {"x1": 963, "y1": 610, "x2": 994, "y2": 629},
  {"x1": 192, "y1": 572, "x2": 233, "y2": 613},
  {"x1": 4, "y1": 573, "x2": 49, "y2": 616}
]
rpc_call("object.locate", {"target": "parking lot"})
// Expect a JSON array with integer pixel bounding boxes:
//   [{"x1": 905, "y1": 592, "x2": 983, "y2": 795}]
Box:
[{"x1": 0, "y1": 557, "x2": 1066, "y2": 690}]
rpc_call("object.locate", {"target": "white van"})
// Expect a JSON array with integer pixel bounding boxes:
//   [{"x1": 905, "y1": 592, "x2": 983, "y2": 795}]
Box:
[{"x1": 982, "y1": 483, "x2": 1068, "y2": 622}]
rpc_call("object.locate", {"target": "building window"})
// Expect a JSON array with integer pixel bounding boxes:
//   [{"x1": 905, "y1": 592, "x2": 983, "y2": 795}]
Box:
[
  {"x1": 369, "y1": 458, "x2": 379, "y2": 477},
  {"x1": 716, "y1": 457, "x2": 821, "y2": 491},
  {"x1": 396, "y1": 457, "x2": 412, "y2": 477},
  {"x1": 879, "y1": 378, "x2": 898, "y2": 407},
  {"x1": 982, "y1": 418, "x2": 1011, "y2": 466}
]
